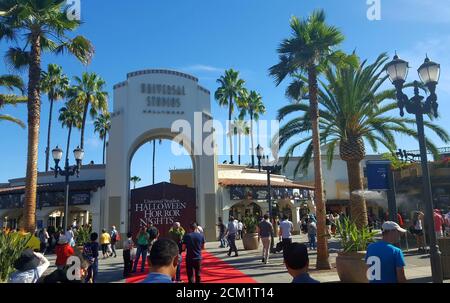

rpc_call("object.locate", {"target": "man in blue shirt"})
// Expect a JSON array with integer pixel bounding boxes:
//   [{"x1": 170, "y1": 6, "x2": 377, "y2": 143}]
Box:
[
  {"x1": 366, "y1": 221, "x2": 407, "y2": 283},
  {"x1": 142, "y1": 238, "x2": 179, "y2": 283},
  {"x1": 183, "y1": 222, "x2": 205, "y2": 283},
  {"x1": 283, "y1": 242, "x2": 319, "y2": 283}
]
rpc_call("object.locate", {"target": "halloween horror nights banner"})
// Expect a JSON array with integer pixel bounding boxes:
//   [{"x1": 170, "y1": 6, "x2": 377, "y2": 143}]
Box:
[{"x1": 130, "y1": 182, "x2": 196, "y2": 237}]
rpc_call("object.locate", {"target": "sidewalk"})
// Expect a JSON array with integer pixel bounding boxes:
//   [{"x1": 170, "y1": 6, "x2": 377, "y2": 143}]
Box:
[
  {"x1": 203, "y1": 233, "x2": 443, "y2": 283},
  {"x1": 41, "y1": 234, "x2": 447, "y2": 283}
]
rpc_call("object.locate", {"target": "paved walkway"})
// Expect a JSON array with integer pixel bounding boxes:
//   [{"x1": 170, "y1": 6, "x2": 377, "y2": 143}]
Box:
[{"x1": 42, "y1": 234, "x2": 448, "y2": 283}]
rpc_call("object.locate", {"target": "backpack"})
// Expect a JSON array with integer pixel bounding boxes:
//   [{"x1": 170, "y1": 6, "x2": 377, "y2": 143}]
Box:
[
  {"x1": 83, "y1": 243, "x2": 96, "y2": 265},
  {"x1": 111, "y1": 231, "x2": 120, "y2": 242}
]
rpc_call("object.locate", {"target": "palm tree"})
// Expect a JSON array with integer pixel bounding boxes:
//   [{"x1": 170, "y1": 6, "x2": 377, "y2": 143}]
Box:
[
  {"x1": 94, "y1": 112, "x2": 111, "y2": 165},
  {"x1": 230, "y1": 118, "x2": 250, "y2": 165},
  {"x1": 59, "y1": 101, "x2": 83, "y2": 166},
  {"x1": 276, "y1": 53, "x2": 449, "y2": 229},
  {"x1": 68, "y1": 72, "x2": 108, "y2": 151},
  {"x1": 215, "y1": 69, "x2": 246, "y2": 163},
  {"x1": 41, "y1": 64, "x2": 69, "y2": 172},
  {"x1": 130, "y1": 176, "x2": 141, "y2": 190},
  {"x1": 0, "y1": 74, "x2": 26, "y2": 127},
  {"x1": 238, "y1": 90, "x2": 266, "y2": 167},
  {"x1": 269, "y1": 10, "x2": 349, "y2": 269},
  {"x1": 58, "y1": 101, "x2": 82, "y2": 226},
  {"x1": 0, "y1": 0, "x2": 94, "y2": 232}
]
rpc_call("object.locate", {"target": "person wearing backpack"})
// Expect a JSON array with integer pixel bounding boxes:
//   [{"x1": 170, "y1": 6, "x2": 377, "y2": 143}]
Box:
[
  {"x1": 83, "y1": 232, "x2": 99, "y2": 283},
  {"x1": 110, "y1": 226, "x2": 120, "y2": 258}
]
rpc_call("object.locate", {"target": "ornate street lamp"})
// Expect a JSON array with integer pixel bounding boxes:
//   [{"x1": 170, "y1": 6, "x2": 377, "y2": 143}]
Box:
[
  {"x1": 52, "y1": 145, "x2": 84, "y2": 231},
  {"x1": 385, "y1": 53, "x2": 443, "y2": 283},
  {"x1": 256, "y1": 144, "x2": 264, "y2": 172}
]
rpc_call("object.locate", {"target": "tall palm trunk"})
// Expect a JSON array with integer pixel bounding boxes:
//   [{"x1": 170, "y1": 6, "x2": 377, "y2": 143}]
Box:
[
  {"x1": 308, "y1": 67, "x2": 330, "y2": 269},
  {"x1": 45, "y1": 97, "x2": 54, "y2": 172},
  {"x1": 80, "y1": 93, "x2": 90, "y2": 150},
  {"x1": 346, "y1": 160, "x2": 368, "y2": 228},
  {"x1": 250, "y1": 112, "x2": 255, "y2": 167},
  {"x1": 23, "y1": 32, "x2": 42, "y2": 232},
  {"x1": 66, "y1": 125, "x2": 72, "y2": 166},
  {"x1": 152, "y1": 140, "x2": 156, "y2": 184},
  {"x1": 238, "y1": 132, "x2": 241, "y2": 165},
  {"x1": 228, "y1": 97, "x2": 233, "y2": 163},
  {"x1": 102, "y1": 135, "x2": 106, "y2": 164}
]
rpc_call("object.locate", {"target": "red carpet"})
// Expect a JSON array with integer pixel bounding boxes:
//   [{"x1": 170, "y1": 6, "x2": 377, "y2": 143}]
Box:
[{"x1": 126, "y1": 251, "x2": 256, "y2": 283}]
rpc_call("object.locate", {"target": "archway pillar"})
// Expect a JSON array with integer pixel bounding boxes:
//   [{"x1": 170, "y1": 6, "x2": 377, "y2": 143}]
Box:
[{"x1": 105, "y1": 70, "x2": 218, "y2": 241}]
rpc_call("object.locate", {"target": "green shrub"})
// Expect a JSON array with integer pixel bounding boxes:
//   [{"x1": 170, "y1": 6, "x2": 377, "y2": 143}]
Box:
[
  {"x1": 242, "y1": 216, "x2": 258, "y2": 234},
  {"x1": 335, "y1": 217, "x2": 376, "y2": 253},
  {"x1": 75, "y1": 225, "x2": 92, "y2": 246},
  {"x1": 0, "y1": 231, "x2": 32, "y2": 282}
]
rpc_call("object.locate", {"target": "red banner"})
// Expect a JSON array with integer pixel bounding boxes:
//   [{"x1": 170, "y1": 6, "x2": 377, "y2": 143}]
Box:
[{"x1": 130, "y1": 182, "x2": 196, "y2": 237}]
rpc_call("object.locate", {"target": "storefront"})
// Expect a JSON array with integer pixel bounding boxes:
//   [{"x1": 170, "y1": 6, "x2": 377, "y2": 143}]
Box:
[{"x1": 0, "y1": 165, "x2": 105, "y2": 233}]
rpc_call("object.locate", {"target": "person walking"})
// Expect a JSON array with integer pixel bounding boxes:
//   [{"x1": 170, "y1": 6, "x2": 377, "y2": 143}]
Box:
[
  {"x1": 100, "y1": 229, "x2": 111, "y2": 259},
  {"x1": 83, "y1": 232, "x2": 100, "y2": 283},
  {"x1": 132, "y1": 227, "x2": 150, "y2": 273},
  {"x1": 434, "y1": 209, "x2": 444, "y2": 239},
  {"x1": 123, "y1": 232, "x2": 134, "y2": 278},
  {"x1": 279, "y1": 215, "x2": 294, "y2": 251},
  {"x1": 168, "y1": 222, "x2": 185, "y2": 282},
  {"x1": 325, "y1": 213, "x2": 332, "y2": 236},
  {"x1": 142, "y1": 239, "x2": 179, "y2": 283},
  {"x1": 226, "y1": 216, "x2": 239, "y2": 257},
  {"x1": 258, "y1": 214, "x2": 274, "y2": 264},
  {"x1": 307, "y1": 218, "x2": 317, "y2": 250},
  {"x1": 110, "y1": 226, "x2": 119, "y2": 258},
  {"x1": 65, "y1": 227, "x2": 75, "y2": 247},
  {"x1": 365, "y1": 221, "x2": 407, "y2": 283},
  {"x1": 217, "y1": 217, "x2": 226, "y2": 248},
  {"x1": 237, "y1": 220, "x2": 243, "y2": 240},
  {"x1": 182, "y1": 223, "x2": 205, "y2": 283},
  {"x1": 410, "y1": 211, "x2": 426, "y2": 253},
  {"x1": 55, "y1": 235, "x2": 74, "y2": 270},
  {"x1": 38, "y1": 228, "x2": 49, "y2": 254}
]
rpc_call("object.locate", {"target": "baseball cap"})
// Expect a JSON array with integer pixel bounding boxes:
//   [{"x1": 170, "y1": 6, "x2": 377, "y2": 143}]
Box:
[{"x1": 382, "y1": 221, "x2": 406, "y2": 233}]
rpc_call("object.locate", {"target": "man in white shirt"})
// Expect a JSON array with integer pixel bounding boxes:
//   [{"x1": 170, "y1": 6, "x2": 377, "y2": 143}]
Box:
[
  {"x1": 237, "y1": 221, "x2": 243, "y2": 240},
  {"x1": 65, "y1": 227, "x2": 75, "y2": 247},
  {"x1": 279, "y1": 215, "x2": 294, "y2": 252},
  {"x1": 226, "y1": 216, "x2": 239, "y2": 257}
]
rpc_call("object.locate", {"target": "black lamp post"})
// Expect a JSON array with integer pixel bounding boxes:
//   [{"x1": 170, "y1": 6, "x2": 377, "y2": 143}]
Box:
[
  {"x1": 51, "y1": 145, "x2": 84, "y2": 231},
  {"x1": 256, "y1": 144, "x2": 263, "y2": 172},
  {"x1": 385, "y1": 53, "x2": 443, "y2": 283}
]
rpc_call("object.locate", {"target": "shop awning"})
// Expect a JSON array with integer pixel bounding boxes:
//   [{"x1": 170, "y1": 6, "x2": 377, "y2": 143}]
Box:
[
  {"x1": 218, "y1": 178, "x2": 314, "y2": 190},
  {"x1": 0, "y1": 180, "x2": 105, "y2": 195}
]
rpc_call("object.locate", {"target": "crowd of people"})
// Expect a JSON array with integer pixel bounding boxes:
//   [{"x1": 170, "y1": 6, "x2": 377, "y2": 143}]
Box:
[{"x1": 5, "y1": 207, "x2": 450, "y2": 284}]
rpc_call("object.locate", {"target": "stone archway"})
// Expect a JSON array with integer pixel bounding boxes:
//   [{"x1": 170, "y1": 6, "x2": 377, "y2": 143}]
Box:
[{"x1": 105, "y1": 69, "x2": 218, "y2": 241}]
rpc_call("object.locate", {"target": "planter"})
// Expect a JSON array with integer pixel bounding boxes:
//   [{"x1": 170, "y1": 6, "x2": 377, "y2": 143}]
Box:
[
  {"x1": 438, "y1": 237, "x2": 450, "y2": 279},
  {"x1": 336, "y1": 251, "x2": 368, "y2": 283},
  {"x1": 242, "y1": 233, "x2": 259, "y2": 250}
]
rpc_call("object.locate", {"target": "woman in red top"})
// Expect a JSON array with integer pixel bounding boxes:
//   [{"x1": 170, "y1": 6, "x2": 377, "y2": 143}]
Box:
[{"x1": 55, "y1": 235, "x2": 74, "y2": 270}]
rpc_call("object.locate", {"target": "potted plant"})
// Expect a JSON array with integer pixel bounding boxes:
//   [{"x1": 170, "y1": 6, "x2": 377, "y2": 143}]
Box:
[
  {"x1": 335, "y1": 217, "x2": 376, "y2": 283},
  {"x1": 75, "y1": 225, "x2": 92, "y2": 253},
  {"x1": 0, "y1": 230, "x2": 32, "y2": 282},
  {"x1": 241, "y1": 216, "x2": 259, "y2": 250}
]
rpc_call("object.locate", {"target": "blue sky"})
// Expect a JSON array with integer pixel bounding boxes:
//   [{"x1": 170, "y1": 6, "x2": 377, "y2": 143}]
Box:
[{"x1": 1, "y1": 0, "x2": 450, "y2": 186}]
